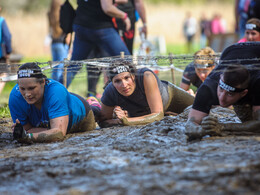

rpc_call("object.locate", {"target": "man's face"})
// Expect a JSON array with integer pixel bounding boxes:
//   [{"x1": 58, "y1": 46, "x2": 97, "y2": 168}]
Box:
[
  {"x1": 195, "y1": 66, "x2": 215, "y2": 82},
  {"x1": 217, "y1": 76, "x2": 248, "y2": 107}
]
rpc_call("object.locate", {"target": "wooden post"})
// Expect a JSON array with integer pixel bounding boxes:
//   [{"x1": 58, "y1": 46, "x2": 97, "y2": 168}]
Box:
[
  {"x1": 120, "y1": 51, "x2": 125, "y2": 59},
  {"x1": 63, "y1": 58, "x2": 68, "y2": 88},
  {"x1": 169, "y1": 53, "x2": 175, "y2": 84}
]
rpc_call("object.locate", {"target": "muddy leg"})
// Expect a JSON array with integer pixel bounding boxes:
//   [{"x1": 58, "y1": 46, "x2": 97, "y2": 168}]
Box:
[
  {"x1": 166, "y1": 82, "x2": 194, "y2": 114},
  {"x1": 70, "y1": 110, "x2": 96, "y2": 133}
]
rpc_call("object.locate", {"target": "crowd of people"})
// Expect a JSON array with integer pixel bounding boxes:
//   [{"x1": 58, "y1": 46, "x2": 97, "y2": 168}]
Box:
[{"x1": 1, "y1": 0, "x2": 260, "y2": 143}]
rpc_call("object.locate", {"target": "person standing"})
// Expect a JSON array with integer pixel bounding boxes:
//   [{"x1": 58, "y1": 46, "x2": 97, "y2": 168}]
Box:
[
  {"x1": 0, "y1": 6, "x2": 12, "y2": 94},
  {"x1": 47, "y1": 0, "x2": 71, "y2": 83},
  {"x1": 199, "y1": 13, "x2": 211, "y2": 49},
  {"x1": 62, "y1": 0, "x2": 131, "y2": 88},
  {"x1": 183, "y1": 12, "x2": 197, "y2": 54},
  {"x1": 210, "y1": 13, "x2": 226, "y2": 35},
  {"x1": 235, "y1": 0, "x2": 251, "y2": 39},
  {"x1": 114, "y1": 0, "x2": 147, "y2": 54}
]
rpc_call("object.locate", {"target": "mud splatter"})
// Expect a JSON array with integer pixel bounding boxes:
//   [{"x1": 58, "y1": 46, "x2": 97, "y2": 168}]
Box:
[{"x1": 0, "y1": 107, "x2": 260, "y2": 195}]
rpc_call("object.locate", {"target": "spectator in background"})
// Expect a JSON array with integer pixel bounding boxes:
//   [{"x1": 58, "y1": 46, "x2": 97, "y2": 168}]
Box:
[
  {"x1": 235, "y1": 0, "x2": 252, "y2": 39},
  {"x1": 0, "y1": 6, "x2": 12, "y2": 94},
  {"x1": 183, "y1": 12, "x2": 197, "y2": 53},
  {"x1": 47, "y1": 0, "x2": 71, "y2": 84},
  {"x1": 114, "y1": 0, "x2": 147, "y2": 54},
  {"x1": 180, "y1": 47, "x2": 216, "y2": 96},
  {"x1": 238, "y1": 17, "x2": 260, "y2": 42},
  {"x1": 61, "y1": 0, "x2": 130, "y2": 88},
  {"x1": 199, "y1": 13, "x2": 211, "y2": 48},
  {"x1": 211, "y1": 13, "x2": 226, "y2": 35}
]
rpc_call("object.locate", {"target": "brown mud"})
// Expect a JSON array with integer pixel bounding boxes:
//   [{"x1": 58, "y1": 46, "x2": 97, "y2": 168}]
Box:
[{"x1": 1, "y1": 107, "x2": 260, "y2": 195}]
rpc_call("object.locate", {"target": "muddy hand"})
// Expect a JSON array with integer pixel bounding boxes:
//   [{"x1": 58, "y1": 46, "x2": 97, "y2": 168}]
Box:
[
  {"x1": 13, "y1": 120, "x2": 27, "y2": 140},
  {"x1": 185, "y1": 120, "x2": 206, "y2": 141},
  {"x1": 113, "y1": 106, "x2": 128, "y2": 119},
  {"x1": 201, "y1": 116, "x2": 222, "y2": 135}
]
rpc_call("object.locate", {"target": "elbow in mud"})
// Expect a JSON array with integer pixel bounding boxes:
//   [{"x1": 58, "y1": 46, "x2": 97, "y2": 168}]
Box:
[{"x1": 122, "y1": 112, "x2": 164, "y2": 126}]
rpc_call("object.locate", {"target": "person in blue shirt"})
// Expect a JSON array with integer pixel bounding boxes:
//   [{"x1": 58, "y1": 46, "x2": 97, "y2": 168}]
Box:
[
  {"x1": 0, "y1": 6, "x2": 11, "y2": 63},
  {"x1": 0, "y1": 6, "x2": 12, "y2": 94},
  {"x1": 9, "y1": 63, "x2": 98, "y2": 143}
]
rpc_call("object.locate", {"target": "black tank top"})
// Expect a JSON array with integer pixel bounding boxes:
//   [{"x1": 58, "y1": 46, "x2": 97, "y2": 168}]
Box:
[
  {"x1": 101, "y1": 68, "x2": 169, "y2": 117},
  {"x1": 74, "y1": 0, "x2": 114, "y2": 29}
]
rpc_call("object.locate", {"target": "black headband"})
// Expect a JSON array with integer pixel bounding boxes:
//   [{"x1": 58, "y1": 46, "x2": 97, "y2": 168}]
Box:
[
  {"x1": 17, "y1": 69, "x2": 44, "y2": 79},
  {"x1": 246, "y1": 23, "x2": 260, "y2": 32},
  {"x1": 109, "y1": 65, "x2": 130, "y2": 80},
  {"x1": 219, "y1": 79, "x2": 246, "y2": 93}
]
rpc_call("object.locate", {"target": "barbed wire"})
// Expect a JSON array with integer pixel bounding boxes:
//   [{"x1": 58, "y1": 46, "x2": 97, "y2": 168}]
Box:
[{"x1": 1, "y1": 53, "x2": 260, "y2": 82}]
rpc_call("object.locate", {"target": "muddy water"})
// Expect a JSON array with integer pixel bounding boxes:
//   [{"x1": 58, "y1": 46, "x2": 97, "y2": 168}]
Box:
[{"x1": 1, "y1": 107, "x2": 260, "y2": 195}]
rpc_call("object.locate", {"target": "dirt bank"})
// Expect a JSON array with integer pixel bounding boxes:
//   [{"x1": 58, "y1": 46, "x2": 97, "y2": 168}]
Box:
[{"x1": 1, "y1": 107, "x2": 260, "y2": 195}]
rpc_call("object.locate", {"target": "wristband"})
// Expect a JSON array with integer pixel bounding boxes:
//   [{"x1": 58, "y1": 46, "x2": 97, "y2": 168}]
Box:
[
  {"x1": 123, "y1": 13, "x2": 128, "y2": 21},
  {"x1": 28, "y1": 133, "x2": 33, "y2": 139}
]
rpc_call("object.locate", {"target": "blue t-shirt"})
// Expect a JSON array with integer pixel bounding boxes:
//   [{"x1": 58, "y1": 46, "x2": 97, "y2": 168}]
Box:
[{"x1": 9, "y1": 79, "x2": 86, "y2": 131}]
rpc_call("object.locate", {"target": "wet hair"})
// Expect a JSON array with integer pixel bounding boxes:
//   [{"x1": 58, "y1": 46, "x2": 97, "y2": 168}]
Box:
[
  {"x1": 222, "y1": 65, "x2": 250, "y2": 89},
  {"x1": 107, "y1": 59, "x2": 137, "y2": 82},
  {"x1": 18, "y1": 62, "x2": 46, "y2": 83},
  {"x1": 194, "y1": 47, "x2": 216, "y2": 68},
  {"x1": 246, "y1": 18, "x2": 260, "y2": 32}
]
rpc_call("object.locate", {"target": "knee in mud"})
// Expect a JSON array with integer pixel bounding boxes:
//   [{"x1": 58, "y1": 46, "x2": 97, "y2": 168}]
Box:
[
  {"x1": 70, "y1": 111, "x2": 96, "y2": 133},
  {"x1": 167, "y1": 83, "x2": 194, "y2": 114}
]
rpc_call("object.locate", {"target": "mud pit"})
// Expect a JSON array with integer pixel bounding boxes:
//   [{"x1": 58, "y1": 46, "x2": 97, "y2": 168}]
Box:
[{"x1": 1, "y1": 107, "x2": 260, "y2": 195}]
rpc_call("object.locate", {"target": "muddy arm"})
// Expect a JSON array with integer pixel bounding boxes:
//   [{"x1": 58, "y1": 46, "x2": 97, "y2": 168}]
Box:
[
  {"x1": 120, "y1": 112, "x2": 164, "y2": 126},
  {"x1": 221, "y1": 109, "x2": 260, "y2": 133},
  {"x1": 18, "y1": 116, "x2": 69, "y2": 143}
]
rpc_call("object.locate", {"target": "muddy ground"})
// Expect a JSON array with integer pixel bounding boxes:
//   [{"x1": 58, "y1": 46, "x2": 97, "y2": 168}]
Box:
[{"x1": 0, "y1": 107, "x2": 260, "y2": 195}]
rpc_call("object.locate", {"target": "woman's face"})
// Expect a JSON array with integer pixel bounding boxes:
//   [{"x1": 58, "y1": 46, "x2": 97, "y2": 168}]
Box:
[
  {"x1": 195, "y1": 66, "x2": 215, "y2": 82},
  {"x1": 18, "y1": 78, "x2": 45, "y2": 106},
  {"x1": 112, "y1": 72, "x2": 136, "y2": 97},
  {"x1": 245, "y1": 29, "x2": 260, "y2": 42}
]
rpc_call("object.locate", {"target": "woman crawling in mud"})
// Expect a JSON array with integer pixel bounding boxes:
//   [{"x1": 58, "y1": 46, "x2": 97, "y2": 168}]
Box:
[
  {"x1": 98, "y1": 59, "x2": 194, "y2": 127},
  {"x1": 9, "y1": 62, "x2": 99, "y2": 143}
]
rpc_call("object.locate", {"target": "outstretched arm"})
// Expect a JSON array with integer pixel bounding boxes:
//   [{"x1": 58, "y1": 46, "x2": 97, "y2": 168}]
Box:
[
  {"x1": 14, "y1": 115, "x2": 69, "y2": 143},
  {"x1": 218, "y1": 106, "x2": 260, "y2": 132}
]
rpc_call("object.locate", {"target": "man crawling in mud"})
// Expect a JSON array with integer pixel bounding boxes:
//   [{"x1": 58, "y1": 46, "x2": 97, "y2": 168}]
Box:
[
  {"x1": 9, "y1": 63, "x2": 98, "y2": 143},
  {"x1": 185, "y1": 42, "x2": 260, "y2": 140}
]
